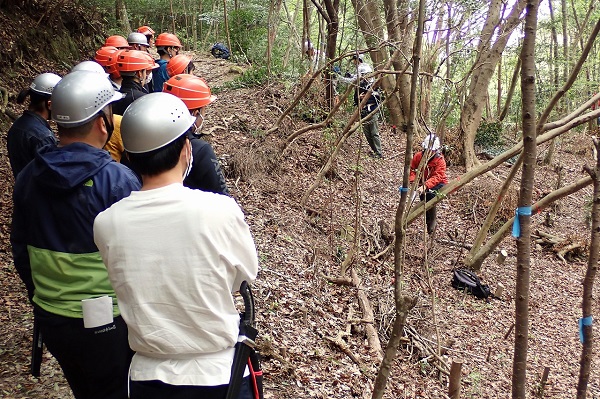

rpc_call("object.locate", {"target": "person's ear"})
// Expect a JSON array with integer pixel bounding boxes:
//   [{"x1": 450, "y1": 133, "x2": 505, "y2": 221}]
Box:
[{"x1": 46, "y1": 100, "x2": 52, "y2": 111}]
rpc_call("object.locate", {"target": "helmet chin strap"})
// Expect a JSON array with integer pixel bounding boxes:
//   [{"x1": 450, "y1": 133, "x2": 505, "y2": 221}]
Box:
[{"x1": 99, "y1": 110, "x2": 115, "y2": 147}]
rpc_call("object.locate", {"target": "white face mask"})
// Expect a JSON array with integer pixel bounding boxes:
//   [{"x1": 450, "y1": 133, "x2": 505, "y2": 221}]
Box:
[
  {"x1": 183, "y1": 142, "x2": 193, "y2": 179},
  {"x1": 193, "y1": 114, "x2": 205, "y2": 135},
  {"x1": 145, "y1": 71, "x2": 153, "y2": 85}
]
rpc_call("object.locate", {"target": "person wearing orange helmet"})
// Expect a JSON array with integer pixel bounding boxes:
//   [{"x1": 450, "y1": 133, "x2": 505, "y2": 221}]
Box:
[
  {"x1": 166, "y1": 54, "x2": 194, "y2": 78},
  {"x1": 153, "y1": 32, "x2": 182, "y2": 92},
  {"x1": 163, "y1": 74, "x2": 229, "y2": 195},
  {"x1": 95, "y1": 46, "x2": 122, "y2": 89},
  {"x1": 137, "y1": 25, "x2": 155, "y2": 47},
  {"x1": 112, "y1": 50, "x2": 159, "y2": 116},
  {"x1": 104, "y1": 35, "x2": 130, "y2": 50}
]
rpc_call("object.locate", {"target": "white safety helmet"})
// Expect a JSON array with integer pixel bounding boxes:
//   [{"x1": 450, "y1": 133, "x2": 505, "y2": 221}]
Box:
[
  {"x1": 30, "y1": 73, "x2": 62, "y2": 96},
  {"x1": 71, "y1": 60, "x2": 109, "y2": 77},
  {"x1": 51, "y1": 70, "x2": 123, "y2": 127},
  {"x1": 121, "y1": 92, "x2": 196, "y2": 153},
  {"x1": 421, "y1": 134, "x2": 441, "y2": 151},
  {"x1": 127, "y1": 32, "x2": 150, "y2": 47}
]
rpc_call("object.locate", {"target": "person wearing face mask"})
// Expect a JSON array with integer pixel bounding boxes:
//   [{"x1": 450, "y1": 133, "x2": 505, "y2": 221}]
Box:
[
  {"x1": 10, "y1": 70, "x2": 141, "y2": 399},
  {"x1": 94, "y1": 92, "x2": 258, "y2": 399},
  {"x1": 112, "y1": 49, "x2": 159, "y2": 116},
  {"x1": 153, "y1": 33, "x2": 182, "y2": 92},
  {"x1": 7, "y1": 72, "x2": 61, "y2": 178},
  {"x1": 163, "y1": 74, "x2": 229, "y2": 195}
]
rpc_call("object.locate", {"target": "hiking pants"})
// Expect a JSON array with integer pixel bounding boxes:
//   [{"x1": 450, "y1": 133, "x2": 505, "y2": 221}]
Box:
[
  {"x1": 361, "y1": 113, "x2": 382, "y2": 156},
  {"x1": 420, "y1": 183, "x2": 445, "y2": 233},
  {"x1": 34, "y1": 306, "x2": 133, "y2": 399}
]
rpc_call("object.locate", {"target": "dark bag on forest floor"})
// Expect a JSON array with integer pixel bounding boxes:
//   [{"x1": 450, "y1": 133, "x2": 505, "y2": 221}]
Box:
[{"x1": 451, "y1": 268, "x2": 491, "y2": 299}]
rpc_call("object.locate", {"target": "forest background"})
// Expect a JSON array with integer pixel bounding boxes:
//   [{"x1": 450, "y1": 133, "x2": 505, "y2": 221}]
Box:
[{"x1": 2, "y1": 0, "x2": 600, "y2": 398}]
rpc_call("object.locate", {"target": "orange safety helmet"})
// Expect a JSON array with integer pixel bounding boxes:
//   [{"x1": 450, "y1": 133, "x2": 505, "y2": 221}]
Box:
[
  {"x1": 106, "y1": 49, "x2": 124, "y2": 78},
  {"x1": 95, "y1": 46, "x2": 119, "y2": 66},
  {"x1": 163, "y1": 74, "x2": 216, "y2": 110},
  {"x1": 116, "y1": 50, "x2": 159, "y2": 73},
  {"x1": 155, "y1": 33, "x2": 182, "y2": 48},
  {"x1": 137, "y1": 25, "x2": 155, "y2": 36},
  {"x1": 104, "y1": 35, "x2": 130, "y2": 49},
  {"x1": 166, "y1": 54, "x2": 193, "y2": 78}
]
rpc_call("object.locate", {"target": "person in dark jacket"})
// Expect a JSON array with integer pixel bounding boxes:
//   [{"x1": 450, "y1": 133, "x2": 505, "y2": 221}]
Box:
[
  {"x1": 153, "y1": 33, "x2": 182, "y2": 92},
  {"x1": 409, "y1": 133, "x2": 448, "y2": 234},
  {"x1": 11, "y1": 70, "x2": 141, "y2": 399},
  {"x1": 339, "y1": 53, "x2": 383, "y2": 158},
  {"x1": 112, "y1": 49, "x2": 158, "y2": 115},
  {"x1": 7, "y1": 73, "x2": 61, "y2": 178},
  {"x1": 163, "y1": 74, "x2": 229, "y2": 195}
]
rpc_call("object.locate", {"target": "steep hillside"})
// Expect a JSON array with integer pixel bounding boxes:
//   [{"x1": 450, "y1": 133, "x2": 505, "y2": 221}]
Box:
[{"x1": 1, "y1": 4, "x2": 600, "y2": 398}]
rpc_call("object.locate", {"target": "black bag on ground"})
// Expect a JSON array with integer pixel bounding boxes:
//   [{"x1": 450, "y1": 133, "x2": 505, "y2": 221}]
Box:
[{"x1": 451, "y1": 268, "x2": 491, "y2": 299}]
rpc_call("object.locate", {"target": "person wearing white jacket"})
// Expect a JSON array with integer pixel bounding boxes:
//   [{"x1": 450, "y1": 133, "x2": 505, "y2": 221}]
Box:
[{"x1": 94, "y1": 93, "x2": 258, "y2": 399}]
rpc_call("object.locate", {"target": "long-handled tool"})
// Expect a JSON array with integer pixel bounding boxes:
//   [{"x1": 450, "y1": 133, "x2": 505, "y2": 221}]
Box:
[
  {"x1": 225, "y1": 281, "x2": 263, "y2": 399},
  {"x1": 31, "y1": 318, "x2": 43, "y2": 377}
]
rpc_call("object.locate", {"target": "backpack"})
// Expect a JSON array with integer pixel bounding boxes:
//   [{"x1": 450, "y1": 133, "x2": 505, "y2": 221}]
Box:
[
  {"x1": 211, "y1": 43, "x2": 230, "y2": 60},
  {"x1": 451, "y1": 268, "x2": 491, "y2": 299}
]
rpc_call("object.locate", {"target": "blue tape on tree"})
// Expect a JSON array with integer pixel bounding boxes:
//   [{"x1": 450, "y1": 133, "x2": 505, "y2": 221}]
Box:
[
  {"x1": 399, "y1": 187, "x2": 409, "y2": 193},
  {"x1": 511, "y1": 206, "x2": 532, "y2": 238},
  {"x1": 579, "y1": 316, "x2": 593, "y2": 343}
]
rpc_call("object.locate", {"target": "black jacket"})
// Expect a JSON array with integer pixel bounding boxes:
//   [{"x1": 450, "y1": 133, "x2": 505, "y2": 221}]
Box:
[
  {"x1": 112, "y1": 78, "x2": 148, "y2": 116},
  {"x1": 184, "y1": 134, "x2": 229, "y2": 196},
  {"x1": 7, "y1": 110, "x2": 57, "y2": 178}
]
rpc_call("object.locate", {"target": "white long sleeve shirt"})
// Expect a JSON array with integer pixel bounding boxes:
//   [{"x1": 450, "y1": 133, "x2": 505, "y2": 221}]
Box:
[{"x1": 94, "y1": 183, "x2": 258, "y2": 386}]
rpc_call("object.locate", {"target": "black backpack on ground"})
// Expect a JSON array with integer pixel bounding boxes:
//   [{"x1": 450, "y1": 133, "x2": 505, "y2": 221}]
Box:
[
  {"x1": 451, "y1": 268, "x2": 492, "y2": 299},
  {"x1": 211, "y1": 43, "x2": 231, "y2": 59}
]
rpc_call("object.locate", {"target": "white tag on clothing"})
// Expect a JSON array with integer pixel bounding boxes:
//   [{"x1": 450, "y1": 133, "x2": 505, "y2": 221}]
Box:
[{"x1": 81, "y1": 296, "x2": 114, "y2": 328}]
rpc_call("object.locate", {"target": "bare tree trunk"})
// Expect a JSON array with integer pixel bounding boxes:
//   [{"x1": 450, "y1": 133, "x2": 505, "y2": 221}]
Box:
[
  {"x1": 499, "y1": 57, "x2": 521, "y2": 122},
  {"x1": 512, "y1": 1, "x2": 538, "y2": 397},
  {"x1": 371, "y1": 0, "x2": 426, "y2": 394},
  {"x1": 311, "y1": 0, "x2": 340, "y2": 110},
  {"x1": 543, "y1": 0, "x2": 560, "y2": 165},
  {"x1": 169, "y1": 0, "x2": 176, "y2": 33},
  {"x1": 115, "y1": 0, "x2": 132, "y2": 33},
  {"x1": 223, "y1": 0, "x2": 231, "y2": 54},
  {"x1": 577, "y1": 138, "x2": 600, "y2": 398},
  {"x1": 459, "y1": 0, "x2": 527, "y2": 170}
]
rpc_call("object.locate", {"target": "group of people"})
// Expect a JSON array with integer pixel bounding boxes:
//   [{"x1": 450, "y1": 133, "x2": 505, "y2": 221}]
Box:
[{"x1": 7, "y1": 25, "x2": 258, "y2": 399}]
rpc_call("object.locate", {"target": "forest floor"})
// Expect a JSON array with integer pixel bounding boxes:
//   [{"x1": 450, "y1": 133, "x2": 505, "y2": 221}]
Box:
[{"x1": 2, "y1": 7, "x2": 600, "y2": 399}]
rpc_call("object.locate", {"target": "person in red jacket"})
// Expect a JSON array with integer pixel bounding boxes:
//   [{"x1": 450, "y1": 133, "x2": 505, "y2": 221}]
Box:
[{"x1": 409, "y1": 133, "x2": 448, "y2": 234}]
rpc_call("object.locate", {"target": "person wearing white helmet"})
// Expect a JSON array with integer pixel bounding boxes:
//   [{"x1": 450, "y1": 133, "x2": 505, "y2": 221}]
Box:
[
  {"x1": 409, "y1": 133, "x2": 448, "y2": 234},
  {"x1": 94, "y1": 92, "x2": 258, "y2": 399},
  {"x1": 11, "y1": 70, "x2": 141, "y2": 399},
  {"x1": 127, "y1": 32, "x2": 150, "y2": 52},
  {"x1": 338, "y1": 52, "x2": 383, "y2": 158},
  {"x1": 7, "y1": 72, "x2": 61, "y2": 178}
]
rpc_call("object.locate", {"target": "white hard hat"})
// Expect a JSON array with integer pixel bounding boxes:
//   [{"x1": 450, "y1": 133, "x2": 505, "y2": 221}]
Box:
[
  {"x1": 121, "y1": 92, "x2": 196, "y2": 153},
  {"x1": 52, "y1": 71, "x2": 123, "y2": 127},
  {"x1": 422, "y1": 134, "x2": 441, "y2": 151}
]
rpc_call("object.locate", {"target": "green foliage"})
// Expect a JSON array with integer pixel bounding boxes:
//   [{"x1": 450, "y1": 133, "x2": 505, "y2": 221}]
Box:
[
  {"x1": 217, "y1": 66, "x2": 270, "y2": 91},
  {"x1": 227, "y1": 6, "x2": 268, "y2": 59},
  {"x1": 475, "y1": 121, "x2": 504, "y2": 148}
]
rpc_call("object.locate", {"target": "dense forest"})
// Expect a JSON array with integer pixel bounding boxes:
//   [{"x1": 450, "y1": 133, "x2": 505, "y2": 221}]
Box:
[{"x1": 1, "y1": 0, "x2": 600, "y2": 398}]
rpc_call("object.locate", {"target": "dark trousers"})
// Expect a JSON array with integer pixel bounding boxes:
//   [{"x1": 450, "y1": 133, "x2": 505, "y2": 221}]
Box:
[
  {"x1": 130, "y1": 376, "x2": 254, "y2": 399},
  {"x1": 420, "y1": 183, "x2": 445, "y2": 233},
  {"x1": 34, "y1": 306, "x2": 133, "y2": 399}
]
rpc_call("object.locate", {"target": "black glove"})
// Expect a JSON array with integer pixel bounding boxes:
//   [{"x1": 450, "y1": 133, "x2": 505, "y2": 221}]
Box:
[{"x1": 344, "y1": 72, "x2": 352, "y2": 78}]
